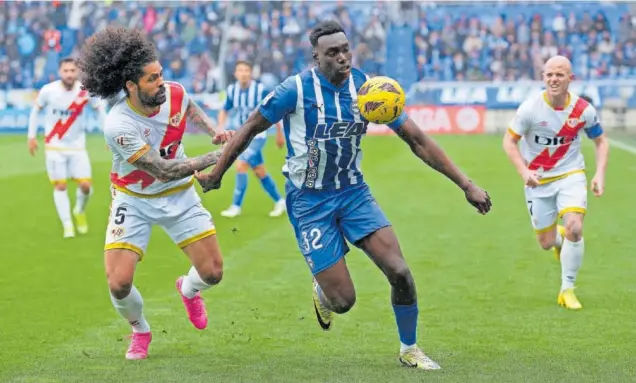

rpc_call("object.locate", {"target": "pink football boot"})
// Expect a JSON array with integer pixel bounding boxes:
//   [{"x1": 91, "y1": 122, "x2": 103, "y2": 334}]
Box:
[
  {"x1": 125, "y1": 332, "x2": 152, "y2": 360},
  {"x1": 176, "y1": 276, "x2": 208, "y2": 330}
]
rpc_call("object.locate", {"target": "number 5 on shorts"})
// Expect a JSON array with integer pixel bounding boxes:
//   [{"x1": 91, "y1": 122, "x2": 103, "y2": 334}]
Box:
[{"x1": 114, "y1": 207, "x2": 127, "y2": 225}]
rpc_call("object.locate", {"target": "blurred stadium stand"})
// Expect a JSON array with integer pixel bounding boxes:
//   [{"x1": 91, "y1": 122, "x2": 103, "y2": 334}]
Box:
[{"x1": 1, "y1": 0, "x2": 635, "y2": 133}]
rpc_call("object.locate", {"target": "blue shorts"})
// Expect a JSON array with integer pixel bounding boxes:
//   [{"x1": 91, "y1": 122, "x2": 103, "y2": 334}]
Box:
[
  {"x1": 238, "y1": 136, "x2": 266, "y2": 168},
  {"x1": 285, "y1": 182, "x2": 391, "y2": 275}
]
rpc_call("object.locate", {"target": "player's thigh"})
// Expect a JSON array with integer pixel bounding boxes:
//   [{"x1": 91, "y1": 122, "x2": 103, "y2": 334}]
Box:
[
  {"x1": 286, "y1": 184, "x2": 350, "y2": 277},
  {"x1": 162, "y1": 202, "x2": 222, "y2": 284},
  {"x1": 556, "y1": 173, "x2": 587, "y2": 219},
  {"x1": 69, "y1": 150, "x2": 92, "y2": 184},
  {"x1": 339, "y1": 184, "x2": 392, "y2": 248},
  {"x1": 45, "y1": 150, "x2": 69, "y2": 184},
  {"x1": 104, "y1": 249, "x2": 139, "y2": 298},
  {"x1": 524, "y1": 185, "x2": 559, "y2": 234},
  {"x1": 104, "y1": 197, "x2": 152, "y2": 261}
]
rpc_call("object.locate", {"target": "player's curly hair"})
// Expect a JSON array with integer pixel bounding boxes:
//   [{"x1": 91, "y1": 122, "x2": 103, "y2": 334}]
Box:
[
  {"x1": 77, "y1": 27, "x2": 157, "y2": 99},
  {"x1": 309, "y1": 20, "x2": 346, "y2": 47}
]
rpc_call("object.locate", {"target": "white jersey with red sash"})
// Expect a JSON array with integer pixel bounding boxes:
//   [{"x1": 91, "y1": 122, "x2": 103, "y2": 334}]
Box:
[
  {"x1": 36, "y1": 80, "x2": 95, "y2": 151},
  {"x1": 104, "y1": 81, "x2": 192, "y2": 197},
  {"x1": 508, "y1": 91, "x2": 600, "y2": 183}
]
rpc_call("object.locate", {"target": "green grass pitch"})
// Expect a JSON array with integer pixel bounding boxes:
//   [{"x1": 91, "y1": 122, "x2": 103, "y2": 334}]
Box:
[{"x1": 1, "y1": 133, "x2": 634, "y2": 382}]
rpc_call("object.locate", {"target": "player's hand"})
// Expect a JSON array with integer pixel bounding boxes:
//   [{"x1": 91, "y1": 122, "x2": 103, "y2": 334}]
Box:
[
  {"x1": 464, "y1": 182, "x2": 492, "y2": 215},
  {"x1": 590, "y1": 173, "x2": 604, "y2": 197},
  {"x1": 276, "y1": 131, "x2": 285, "y2": 149},
  {"x1": 194, "y1": 170, "x2": 222, "y2": 193},
  {"x1": 522, "y1": 168, "x2": 542, "y2": 188},
  {"x1": 28, "y1": 138, "x2": 38, "y2": 156},
  {"x1": 212, "y1": 130, "x2": 234, "y2": 145}
]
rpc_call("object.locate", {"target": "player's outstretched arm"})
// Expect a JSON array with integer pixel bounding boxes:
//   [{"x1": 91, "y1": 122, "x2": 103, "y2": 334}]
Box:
[
  {"x1": 590, "y1": 133, "x2": 609, "y2": 197},
  {"x1": 395, "y1": 117, "x2": 492, "y2": 214},
  {"x1": 185, "y1": 99, "x2": 232, "y2": 144},
  {"x1": 134, "y1": 147, "x2": 221, "y2": 182},
  {"x1": 195, "y1": 110, "x2": 272, "y2": 192}
]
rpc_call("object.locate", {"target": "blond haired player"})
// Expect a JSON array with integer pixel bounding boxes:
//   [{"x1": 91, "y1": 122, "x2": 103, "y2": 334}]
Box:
[
  {"x1": 77, "y1": 27, "x2": 232, "y2": 360},
  {"x1": 503, "y1": 55, "x2": 609, "y2": 309},
  {"x1": 27, "y1": 57, "x2": 105, "y2": 238}
]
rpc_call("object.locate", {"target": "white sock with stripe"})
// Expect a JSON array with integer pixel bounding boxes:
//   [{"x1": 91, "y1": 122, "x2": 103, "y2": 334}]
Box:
[
  {"x1": 53, "y1": 189, "x2": 72, "y2": 227},
  {"x1": 110, "y1": 285, "x2": 150, "y2": 333},
  {"x1": 561, "y1": 238, "x2": 584, "y2": 290},
  {"x1": 74, "y1": 187, "x2": 91, "y2": 214},
  {"x1": 181, "y1": 266, "x2": 212, "y2": 299}
]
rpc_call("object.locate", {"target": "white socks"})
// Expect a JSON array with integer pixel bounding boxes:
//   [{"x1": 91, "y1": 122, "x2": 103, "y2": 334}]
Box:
[
  {"x1": 180, "y1": 266, "x2": 212, "y2": 299},
  {"x1": 554, "y1": 229, "x2": 563, "y2": 248},
  {"x1": 400, "y1": 342, "x2": 416, "y2": 353},
  {"x1": 110, "y1": 285, "x2": 150, "y2": 333},
  {"x1": 561, "y1": 238, "x2": 584, "y2": 290},
  {"x1": 53, "y1": 189, "x2": 72, "y2": 227},
  {"x1": 74, "y1": 187, "x2": 91, "y2": 214}
]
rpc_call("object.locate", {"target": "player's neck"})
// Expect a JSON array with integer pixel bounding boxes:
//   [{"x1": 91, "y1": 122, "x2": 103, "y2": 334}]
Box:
[
  {"x1": 61, "y1": 81, "x2": 75, "y2": 91},
  {"x1": 317, "y1": 67, "x2": 347, "y2": 87},
  {"x1": 546, "y1": 92, "x2": 570, "y2": 110},
  {"x1": 127, "y1": 96, "x2": 160, "y2": 117},
  {"x1": 238, "y1": 81, "x2": 251, "y2": 90}
]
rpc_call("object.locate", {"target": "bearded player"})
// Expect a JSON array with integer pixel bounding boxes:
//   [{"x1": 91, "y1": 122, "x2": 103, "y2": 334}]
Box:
[
  {"x1": 196, "y1": 21, "x2": 492, "y2": 370},
  {"x1": 27, "y1": 57, "x2": 105, "y2": 238},
  {"x1": 503, "y1": 55, "x2": 609, "y2": 310},
  {"x1": 77, "y1": 27, "x2": 232, "y2": 360}
]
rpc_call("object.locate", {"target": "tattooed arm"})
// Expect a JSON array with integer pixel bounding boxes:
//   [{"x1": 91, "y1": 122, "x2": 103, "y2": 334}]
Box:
[
  {"x1": 186, "y1": 99, "x2": 217, "y2": 137},
  {"x1": 133, "y1": 147, "x2": 221, "y2": 182}
]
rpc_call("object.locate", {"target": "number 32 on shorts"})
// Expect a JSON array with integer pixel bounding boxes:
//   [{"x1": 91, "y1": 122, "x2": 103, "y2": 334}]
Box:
[{"x1": 302, "y1": 228, "x2": 323, "y2": 252}]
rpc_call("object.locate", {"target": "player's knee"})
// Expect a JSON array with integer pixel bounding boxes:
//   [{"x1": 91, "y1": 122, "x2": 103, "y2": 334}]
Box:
[
  {"x1": 236, "y1": 161, "x2": 249, "y2": 173},
  {"x1": 538, "y1": 237, "x2": 554, "y2": 250},
  {"x1": 386, "y1": 263, "x2": 415, "y2": 291},
  {"x1": 253, "y1": 166, "x2": 267, "y2": 179},
  {"x1": 54, "y1": 182, "x2": 67, "y2": 191},
  {"x1": 108, "y1": 279, "x2": 132, "y2": 300},
  {"x1": 331, "y1": 292, "x2": 356, "y2": 314},
  {"x1": 565, "y1": 218, "x2": 583, "y2": 241},
  {"x1": 197, "y1": 260, "x2": 224, "y2": 286},
  {"x1": 79, "y1": 182, "x2": 91, "y2": 194}
]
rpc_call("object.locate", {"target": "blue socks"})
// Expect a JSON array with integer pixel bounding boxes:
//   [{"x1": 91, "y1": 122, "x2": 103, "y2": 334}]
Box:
[
  {"x1": 259, "y1": 174, "x2": 282, "y2": 202},
  {"x1": 393, "y1": 303, "x2": 418, "y2": 347},
  {"x1": 232, "y1": 173, "x2": 248, "y2": 207}
]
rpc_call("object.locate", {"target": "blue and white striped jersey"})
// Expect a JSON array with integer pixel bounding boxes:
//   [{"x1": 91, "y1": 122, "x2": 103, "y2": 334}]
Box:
[
  {"x1": 258, "y1": 67, "x2": 407, "y2": 191},
  {"x1": 225, "y1": 80, "x2": 268, "y2": 138}
]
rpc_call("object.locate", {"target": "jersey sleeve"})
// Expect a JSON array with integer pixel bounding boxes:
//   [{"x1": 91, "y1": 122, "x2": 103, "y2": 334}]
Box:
[
  {"x1": 257, "y1": 76, "x2": 298, "y2": 125},
  {"x1": 386, "y1": 111, "x2": 409, "y2": 132},
  {"x1": 104, "y1": 121, "x2": 150, "y2": 164},
  {"x1": 582, "y1": 104, "x2": 603, "y2": 139},
  {"x1": 508, "y1": 102, "x2": 532, "y2": 138},
  {"x1": 223, "y1": 84, "x2": 234, "y2": 111},
  {"x1": 35, "y1": 86, "x2": 49, "y2": 108}
]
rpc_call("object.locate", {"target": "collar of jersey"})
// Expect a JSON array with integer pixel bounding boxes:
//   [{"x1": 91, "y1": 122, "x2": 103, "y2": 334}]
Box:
[
  {"x1": 126, "y1": 98, "x2": 160, "y2": 118},
  {"x1": 542, "y1": 91, "x2": 571, "y2": 111},
  {"x1": 313, "y1": 67, "x2": 351, "y2": 92}
]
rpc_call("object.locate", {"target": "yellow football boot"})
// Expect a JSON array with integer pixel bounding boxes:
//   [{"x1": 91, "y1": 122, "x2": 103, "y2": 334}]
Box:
[
  {"x1": 399, "y1": 346, "x2": 441, "y2": 370},
  {"x1": 558, "y1": 288, "x2": 582, "y2": 310},
  {"x1": 312, "y1": 279, "x2": 333, "y2": 331},
  {"x1": 73, "y1": 210, "x2": 88, "y2": 235}
]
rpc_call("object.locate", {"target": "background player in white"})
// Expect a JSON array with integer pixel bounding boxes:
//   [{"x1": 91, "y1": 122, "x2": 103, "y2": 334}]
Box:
[
  {"x1": 503, "y1": 55, "x2": 609, "y2": 310},
  {"x1": 78, "y1": 27, "x2": 232, "y2": 360},
  {"x1": 216, "y1": 61, "x2": 286, "y2": 218},
  {"x1": 27, "y1": 57, "x2": 105, "y2": 238}
]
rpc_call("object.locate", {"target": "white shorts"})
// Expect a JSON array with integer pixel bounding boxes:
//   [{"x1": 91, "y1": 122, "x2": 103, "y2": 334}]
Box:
[
  {"x1": 45, "y1": 150, "x2": 92, "y2": 184},
  {"x1": 104, "y1": 186, "x2": 216, "y2": 259},
  {"x1": 524, "y1": 171, "x2": 587, "y2": 233}
]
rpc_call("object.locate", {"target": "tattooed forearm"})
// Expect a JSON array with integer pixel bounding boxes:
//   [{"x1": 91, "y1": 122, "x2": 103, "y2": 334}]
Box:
[
  {"x1": 134, "y1": 148, "x2": 221, "y2": 181},
  {"x1": 186, "y1": 99, "x2": 216, "y2": 137}
]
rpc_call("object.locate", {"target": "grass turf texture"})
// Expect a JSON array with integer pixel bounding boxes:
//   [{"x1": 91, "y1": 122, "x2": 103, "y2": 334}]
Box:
[{"x1": 1, "y1": 133, "x2": 634, "y2": 382}]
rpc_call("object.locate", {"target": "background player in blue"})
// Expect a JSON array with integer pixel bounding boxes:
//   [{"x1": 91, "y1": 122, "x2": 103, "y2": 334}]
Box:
[
  {"x1": 216, "y1": 61, "x2": 286, "y2": 218},
  {"x1": 195, "y1": 21, "x2": 492, "y2": 370}
]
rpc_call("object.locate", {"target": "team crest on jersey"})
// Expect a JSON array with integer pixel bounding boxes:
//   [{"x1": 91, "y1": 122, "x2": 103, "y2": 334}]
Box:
[
  {"x1": 170, "y1": 112, "x2": 183, "y2": 127},
  {"x1": 350, "y1": 99, "x2": 360, "y2": 115},
  {"x1": 566, "y1": 118, "x2": 580, "y2": 128}
]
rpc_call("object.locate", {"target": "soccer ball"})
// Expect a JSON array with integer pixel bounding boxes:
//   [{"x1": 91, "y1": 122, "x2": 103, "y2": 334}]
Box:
[{"x1": 357, "y1": 76, "x2": 406, "y2": 124}]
